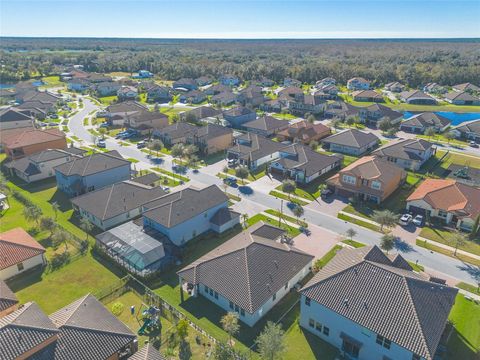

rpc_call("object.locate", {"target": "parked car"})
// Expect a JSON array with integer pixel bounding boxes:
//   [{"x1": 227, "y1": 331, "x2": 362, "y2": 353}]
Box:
[
  {"x1": 321, "y1": 188, "x2": 332, "y2": 198},
  {"x1": 162, "y1": 187, "x2": 171, "y2": 193},
  {"x1": 97, "y1": 140, "x2": 106, "y2": 148},
  {"x1": 412, "y1": 215, "x2": 424, "y2": 227},
  {"x1": 49, "y1": 114, "x2": 58, "y2": 119},
  {"x1": 99, "y1": 122, "x2": 109, "y2": 128},
  {"x1": 469, "y1": 141, "x2": 479, "y2": 148},
  {"x1": 136, "y1": 140, "x2": 146, "y2": 149},
  {"x1": 399, "y1": 213, "x2": 413, "y2": 226},
  {"x1": 223, "y1": 177, "x2": 237, "y2": 187}
]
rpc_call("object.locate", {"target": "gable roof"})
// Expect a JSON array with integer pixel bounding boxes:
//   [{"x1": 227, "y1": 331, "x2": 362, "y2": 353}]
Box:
[
  {"x1": 223, "y1": 106, "x2": 256, "y2": 117},
  {"x1": 129, "y1": 344, "x2": 165, "y2": 360},
  {"x1": 322, "y1": 129, "x2": 379, "y2": 149},
  {"x1": 277, "y1": 144, "x2": 341, "y2": 177},
  {"x1": 71, "y1": 181, "x2": 165, "y2": 221},
  {"x1": 444, "y1": 91, "x2": 479, "y2": 102},
  {"x1": 402, "y1": 112, "x2": 451, "y2": 129},
  {"x1": 178, "y1": 222, "x2": 313, "y2": 314},
  {"x1": 363, "y1": 103, "x2": 403, "y2": 121},
  {"x1": 195, "y1": 124, "x2": 233, "y2": 141},
  {"x1": 185, "y1": 106, "x2": 221, "y2": 120},
  {"x1": 54, "y1": 150, "x2": 130, "y2": 177},
  {"x1": 401, "y1": 90, "x2": 435, "y2": 101},
  {"x1": 243, "y1": 116, "x2": 287, "y2": 132},
  {"x1": 301, "y1": 246, "x2": 457, "y2": 360},
  {"x1": 453, "y1": 83, "x2": 480, "y2": 92},
  {"x1": 0, "y1": 280, "x2": 18, "y2": 313},
  {"x1": 453, "y1": 119, "x2": 480, "y2": 135},
  {"x1": 2, "y1": 128, "x2": 65, "y2": 149},
  {"x1": 143, "y1": 185, "x2": 228, "y2": 228},
  {"x1": 0, "y1": 107, "x2": 34, "y2": 123},
  {"x1": 0, "y1": 228, "x2": 46, "y2": 270},
  {"x1": 156, "y1": 122, "x2": 198, "y2": 140},
  {"x1": 106, "y1": 101, "x2": 147, "y2": 114},
  {"x1": 228, "y1": 133, "x2": 285, "y2": 162},
  {"x1": 278, "y1": 120, "x2": 331, "y2": 142},
  {"x1": 407, "y1": 179, "x2": 480, "y2": 219},
  {"x1": 352, "y1": 90, "x2": 383, "y2": 99},
  {"x1": 373, "y1": 138, "x2": 433, "y2": 162},
  {"x1": 337, "y1": 155, "x2": 406, "y2": 184}
]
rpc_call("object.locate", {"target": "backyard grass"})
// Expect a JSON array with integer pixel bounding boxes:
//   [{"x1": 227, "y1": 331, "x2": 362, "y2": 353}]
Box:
[
  {"x1": 272, "y1": 113, "x2": 297, "y2": 120},
  {"x1": 98, "y1": 95, "x2": 118, "y2": 105},
  {"x1": 419, "y1": 227, "x2": 480, "y2": 256},
  {"x1": 40, "y1": 75, "x2": 64, "y2": 88},
  {"x1": 265, "y1": 209, "x2": 308, "y2": 227},
  {"x1": 456, "y1": 282, "x2": 480, "y2": 295},
  {"x1": 338, "y1": 212, "x2": 382, "y2": 233},
  {"x1": 246, "y1": 214, "x2": 301, "y2": 237},
  {"x1": 269, "y1": 190, "x2": 309, "y2": 206},
  {"x1": 415, "y1": 239, "x2": 480, "y2": 267}
]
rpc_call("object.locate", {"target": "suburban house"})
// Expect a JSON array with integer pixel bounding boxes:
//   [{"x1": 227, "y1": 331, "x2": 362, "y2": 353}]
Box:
[
  {"x1": 223, "y1": 106, "x2": 257, "y2": 128},
  {"x1": 67, "y1": 78, "x2": 90, "y2": 92},
  {"x1": 0, "y1": 227, "x2": 46, "y2": 280},
  {"x1": 256, "y1": 77, "x2": 275, "y2": 87},
  {"x1": 423, "y1": 82, "x2": 447, "y2": 94},
  {"x1": 146, "y1": 84, "x2": 172, "y2": 103},
  {"x1": 179, "y1": 90, "x2": 207, "y2": 104},
  {"x1": 322, "y1": 129, "x2": 380, "y2": 156},
  {"x1": 227, "y1": 132, "x2": 285, "y2": 170},
  {"x1": 452, "y1": 119, "x2": 480, "y2": 141},
  {"x1": 384, "y1": 81, "x2": 405, "y2": 92},
  {"x1": 142, "y1": 185, "x2": 240, "y2": 246},
  {"x1": 4, "y1": 147, "x2": 85, "y2": 183},
  {"x1": 288, "y1": 94, "x2": 326, "y2": 115},
  {"x1": 0, "y1": 294, "x2": 137, "y2": 360},
  {"x1": 95, "y1": 81, "x2": 122, "y2": 96},
  {"x1": 444, "y1": 91, "x2": 480, "y2": 105},
  {"x1": 406, "y1": 179, "x2": 480, "y2": 231},
  {"x1": 313, "y1": 85, "x2": 339, "y2": 100},
  {"x1": 326, "y1": 156, "x2": 406, "y2": 203},
  {"x1": 372, "y1": 138, "x2": 435, "y2": 171},
  {"x1": 324, "y1": 101, "x2": 360, "y2": 120},
  {"x1": 195, "y1": 76, "x2": 213, "y2": 86},
  {"x1": 117, "y1": 85, "x2": 138, "y2": 100},
  {"x1": 269, "y1": 144, "x2": 342, "y2": 184},
  {"x1": 16, "y1": 89, "x2": 61, "y2": 106},
  {"x1": 180, "y1": 106, "x2": 222, "y2": 122},
  {"x1": 211, "y1": 91, "x2": 236, "y2": 106},
  {"x1": 125, "y1": 110, "x2": 169, "y2": 135},
  {"x1": 153, "y1": 122, "x2": 198, "y2": 146},
  {"x1": 177, "y1": 221, "x2": 313, "y2": 326},
  {"x1": 400, "y1": 90, "x2": 437, "y2": 105},
  {"x1": 15, "y1": 100, "x2": 55, "y2": 119},
  {"x1": 55, "y1": 150, "x2": 131, "y2": 197},
  {"x1": 204, "y1": 84, "x2": 231, "y2": 96},
  {"x1": 315, "y1": 77, "x2": 336, "y2": 88},
  {"x1": 192, "y1": 124, "x2": 234, "y2": 155},
  {"x1": 173, "y1": 78, "x2": 198, "y2": 91},
  {"x1": 400, "y1": 112, "x2": 451, "y2": 133},
  {"x1": 0, "y1": 107, "x2": 34, "y2": 131},
  {"x1": 87, "y1": 73, "x2": 112, "y2": 83},
  {"x1": 1, "y1": 128, "x2": 67, "y2": 160},
  {"x1": 236, "y1": 86, "x2": 265, "y2": 107},
  {"x1": 133, "y1": 70, "x2": 154, "y2": 78},
  {"x1": 300, "y1": 245, "x2": 457, "y2": 360},
  {"x1": 284, "y1": 78, "x2": 302, "y2": 87},
  {"x1": 453, "y1": 82, "x2": 480, "y2": 93},
  {"x1": 446, "y1": 164, "x2": 480, "y2": 187},
  {"x1": 278, "y1": 86, "x2": 304, "y2": 102},
  {"x1": 219, "y1": 74, "x2": 240, "y2": 86},
  {"x1": 276, "y1": 121, "x2": 331, "y2": 144},
  {"x1": 243, "y1": 116, "x2": 289, "y2": 137},
  {"x1": 352, "y1": 90, "x2": 384, "y2": 102},
  {"x1": 71, "y1": 180, "x2": 166, "y2": 230},
  {"x1": 105, "y1": 101, "x2": 148, "y2": 126},
  {"x1": 358, "y1": 103, "x2": 403, "y2": 126},
  {"x1": 0, "y1": 280, "x2": 18, "y2": 318},
  {"x1": 347, "y1": 77, "x2": 370, "y2": 90},
  {"x1": 260, "y1": 98, "x2": 284, "y2": 113}
]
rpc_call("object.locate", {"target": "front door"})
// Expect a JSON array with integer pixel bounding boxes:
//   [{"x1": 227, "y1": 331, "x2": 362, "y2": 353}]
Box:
[{"x1": 342, "y1": 339, "x2": 360, "y2": 359}]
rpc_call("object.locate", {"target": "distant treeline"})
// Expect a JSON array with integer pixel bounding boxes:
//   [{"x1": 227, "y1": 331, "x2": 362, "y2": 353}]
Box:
[{"x1": 1, "y1": 37, "x2": 479, "y2": 87}]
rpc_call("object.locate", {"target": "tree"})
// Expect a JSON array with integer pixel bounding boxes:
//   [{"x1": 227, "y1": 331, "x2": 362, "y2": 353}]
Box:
[
  {"x1": 345, "y1": 115, "x2": 355, "y2": 127},
  {"x1": 444, "y1": 130, "x2": 456, "y2": 144},
  {"x1": 380, "y1": 234, "x2": 396, "y2": 254},
  {"x1": 51, "y1": 201, "x2": 60, "y2": 220},
  {"x1": 79, "y1": 216, "x2": 93, "y2": 241},
  {"x1": 256, "y1": 321, "x2": 286, "y2": 360},
  {"x1": 222, "y1": 165, "x2": 229, "y2": 174},
  {"x1": 171, "y1": 143, "x2": 185, "y2": 159},
  {"x1": 372, "y1": 209, "x2": 398, "y2": 231},
  {"x1": 183, "y1": 144, "x2": 199, "y2": 159},
  {"x1": 386, "y1": 127, "x2": 398, "y2": 137},
  {"x1": 307, "y1": 114, "x2": 315, "y2": 123},
  {"x1": 221, "y1": 312, "x2": 240, "y2": 346},
  {"x1": 40, "y1": 216, "x2": 56, "y2": 237},
  {"x1": 52, "y1": 228, "x2": 71, "y2": 250},
  {"x1": 330, "y1": 118, "x2": 342, "y2": 130},
  {"x1": 378, "y1": 117, "x2": 393, "y2": 133},
  {"x1": 241, "y1": 213, "x2": 249, "y2": 227},
  {"x1": 471, "y1": 215, "x2": 480, "y2": 240},
  {"x1": 23, "y1": 205, "x2": 42, "y2": 227},
  {"x1": 451, "y1": 231, "x2": 467, "y2": 256},
  {"x1": 235, "y1": 167, "x2": 249, "y2": 184},
  {"x1": 0, "y1": 173, "x2": 9, "y2": 194},
  {"x1": 425, "y1": 126, "x2": 436, "y2": 140},
  {"x1": 346, "y1": 228, "x2": 357, "y2": 241},
  {"x1": 148, "y1": 139, "x2": 164, "y2": 158},
  {"x1": 309, "y1": 140, "x2": 319, "y2": 150},
  {"x1": 354, "y1": 115, "x2": 363, "y2": 128},
  {"x1": 292, "y1": 205, "x2": 304, "y2": 224},
  {"x1": 282, "y1": 180, "x2": 296, "y2": 200},
  {"x1": 176, "y1": 319, "x2": 189, "y2": 340},
  {"x1": 98, "y1": 127, "x2": 107, "y2": 139}
]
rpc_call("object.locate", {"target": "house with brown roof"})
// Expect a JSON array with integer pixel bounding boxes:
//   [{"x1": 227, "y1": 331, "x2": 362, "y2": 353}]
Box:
[
  {"x1": 178, "y1": 221, "x2": 313, "y2": 326},
  {"x1": 452, "y1": 119, "x2": 480, "y2": 142},
  {"x1": 322, "y1": 129, "x2": 380, "y2": 156},
  {"x1": 105, "y1": 101, "x2": 148, "y2": 126},
  {"x1": 400, "y1": 112, "x2": 451, "y2": 134},
  {"x1": 400, "y1": 90, "x2": 437, "y2": 105},
  {"x1": 406, "y1": 179, "x2": 480, "y2": 231},
  {"x1": 1, "y1": 128, "x2": 67, "y2": 160},
  {"x1": 372, "y1": 138, "x2": 435, "y2": 171},
  {"x1": 243, "y1": 116, "x2": 289, "y2": 137},
  {"x1": 357, "y1": 103, "x2": 403, "y2": 127},
  {"x1": 125, "y1": 110, "x2": 169, "y2": 135},
  {"x1": 452, "y1": 83, "x2": 480, "y2": 94},
  {"x1": 444, "y1": 91, "x2": 480, "y2": 105},
  {"x1": 327, "y1": 156, "x2": 406, "y2": 204},
  {"x1": 0, "y1": 228, "x2": 46, "y2": 280},
  {"x1": 0, "y1": 280, "x2": 18, "y2": 318},
  {"x1": 277, "y1": 120, "x2": 331, "y2": 144},
  {"x1": 300, "y1": 245, "x2": 457, "y2": 360},
  {"x1": 352, "y1": 90, "x2": 384, "y2": 103}
]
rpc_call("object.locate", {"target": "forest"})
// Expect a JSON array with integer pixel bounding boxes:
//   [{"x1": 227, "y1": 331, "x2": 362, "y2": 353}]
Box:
[{"x1": 1, "y1": 37, "x2": 480, "y2": 87}]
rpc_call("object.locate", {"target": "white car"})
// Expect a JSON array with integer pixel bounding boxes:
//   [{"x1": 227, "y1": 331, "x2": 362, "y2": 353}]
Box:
[
  {"x1": 412, "y1": 215, "x2": 424, "y2": 227},
  {"x1": 399, "y1": 214, "x2": 413, "y2": 226}
]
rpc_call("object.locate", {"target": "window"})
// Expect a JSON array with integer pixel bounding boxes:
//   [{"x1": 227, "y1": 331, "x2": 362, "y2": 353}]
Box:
[
  {"x1": 204, "y1": 285, "x2": 209, "y2": 293},
  {"x1": 438, "y1": 210, "x2": 448, "y2": 218},
  {"x1": 342, "y1": 174, "x2": 356, "y2": 185},
  {"x1": 235, "y1": 305, "x2": 239, "y2": 312},
  {"x1": 273, "y1": 293, "x2": 277, "y2": 301},
  {"x1": 209, "y1": 288, "x2": 213, "y2": 296},
  {"x1": 309, "y1": 318, "x2": 315, "y2": 328},
  {"x1": 412, "y1": 355, "x2": 421, "y2": 360},
  {"x1": 214, "y1": 292, "x2": 218, "y2": 299},
  {"x1": 323, "y1": 326, "x2": 329, "y2": 336},
  {"x1": 305, "y1": 297, "x2": 311, "y2": 306},
  {"x1": 376, "y1": 334, "x2": 391, "y2": 349},
  {"x1": 240, "y1": 309, "x2": 245, "y2": 316},
  {"x1": 229, "y1": 301, "x2": 234, "y2": 310},
  {"x1": 371, "y1": 181, "x2": 381, "y2": 190},
  {"x1": 17, "y1": 262, "x2": 24, "y2": 271},
  {"x1": 285, "y1": 282, "x2": 288, "y2": 290},
  {"x1": 315, "y1": 322, "x2": 322, "y2": 332}
]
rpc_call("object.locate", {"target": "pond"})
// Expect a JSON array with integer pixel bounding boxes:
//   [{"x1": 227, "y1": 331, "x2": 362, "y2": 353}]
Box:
[{"x1": 404, "y1": 111, "x2": 480, "y2": 126}]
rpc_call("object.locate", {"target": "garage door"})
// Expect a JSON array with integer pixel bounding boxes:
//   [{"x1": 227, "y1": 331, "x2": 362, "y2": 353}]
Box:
[{"x1": 408, "y1": 206, "x2": 428, "y2": 216}]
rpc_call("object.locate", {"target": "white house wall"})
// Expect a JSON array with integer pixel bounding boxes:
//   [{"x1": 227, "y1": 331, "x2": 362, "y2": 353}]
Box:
[{"x1": 0, "y1": 254, "x2": 45, "y2": 281}]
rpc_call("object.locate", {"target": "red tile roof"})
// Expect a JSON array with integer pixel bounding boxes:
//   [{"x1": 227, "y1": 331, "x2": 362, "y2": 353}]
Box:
[{"x1": 0, "y1": 228, "x2": 45, "y2": 270}]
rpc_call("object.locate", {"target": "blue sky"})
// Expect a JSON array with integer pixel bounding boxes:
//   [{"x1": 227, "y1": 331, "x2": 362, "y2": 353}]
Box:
[{"x1": 1, "y1": 0, "x2": 479, "y2": 38}]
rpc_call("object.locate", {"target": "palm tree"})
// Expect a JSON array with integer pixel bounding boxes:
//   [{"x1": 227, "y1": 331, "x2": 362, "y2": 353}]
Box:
[
  {"x1": 241, "y1": 213, "x2": 249, "y2": 228},
  {"x1": 380, "y1": 234, "x2": 396, "y2": 254},
  {"x1": 281, "y1": 180, "x2": 296, "y2": 200},
  {"x1": 372, "y1": 210, "x2": 398, "y2": 232},
  {"x1": 51, "y1": 201, "x2": 60, "y2": 220},
  {"x1": 451, "y1": 231, "x2": 467, "y2": 256},
  {"x1": 79, "y1": 216, "x2": 93, "y2": 241},
  {"x1": 221, "y1": 312, "x2": 240, "y2": 347},
  {"x1": 23, "y1": 205, "x2": 42, "y2": 227},
  {"x1": 292, "y1": 205, "x2": 304, "y2": 224}
]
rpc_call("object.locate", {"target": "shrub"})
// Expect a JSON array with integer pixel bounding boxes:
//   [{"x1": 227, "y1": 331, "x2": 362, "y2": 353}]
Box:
[{"x1": 111, "y1": 302, "x2": 125, "y2": 316}]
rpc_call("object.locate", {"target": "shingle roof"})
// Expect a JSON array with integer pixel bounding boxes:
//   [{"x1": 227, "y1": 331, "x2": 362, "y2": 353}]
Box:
[
  {"x1": 352, "y1": 90, "x2": 383, "y2": 99},
  {"x1": 243, "y1": 116, "x2": 287, "y2": 132},
  {"x1": 454, "y1": 119, "x2": 480, "y2": 135},
  {"x1": 131, "y1": 173, "x2": 160, "y2": 186},
  {"x1": 363, "y1": 103, "x2": 403, "y2": 121},
  {"x1": 106, "y1": 101, "x2": 147, "y2": 114},
  {"x1": 178, "y1": 222, "x2": 313, "y2": 314},
  {"x1": 401, "y1": 90, "x2": 435, "y2": 101},
  {"x1": 156, "y1": 122, "x2": 197, "y2": 140},
  {"x1": 5, "y1": 149, "x2": 83, "y2": 176},
  {"x1": 444, "y1": 91, "x2": 479, "y2": 102},
  {"x1": 0, "y1": 108, "x2": 34, "y2": 122},
  {"x1": 301, "y1": 246, "x2": 458, "y2": 360},
  {"x1": 128, "y1": 110, "x2": 168, "y2": 124},
  {"x1": 0, "y1": 228, "x2": 45, "y2": 270},
  {"x1": 195, "y1": 124, "x2": 233, "y2": 141},
  {"x1": 129, "y1": 344, "x2": 165, "y2": 360},
  {"x1": 0, "y1": 280, "x2": 18, "y2": 313},
  {"x1": 407, "y1": 179, "x2": 480, "y2": 219},
  {"x1": 71, "y1": 181, "x2": 165, "y2": 221},
  {"x1": 2, "y1": 128, "x2": 65, "y2": 149},
  {"x1": 277, "y1": 144, "x2": 341, "y2": 177},
  {"x1": 373, "y1": 138, "x2": 433, "y2": 162},
  {"x1": 54, "y1": 150, "x2": 130, "y2": 177},
  {"x1": 143, "y1": 185, "x2": 228, "y2": 228},
  {"x1": 322, "y1": 129, "x2": 379, "y2": 148},
  {"x1": 223, "y1": 106, "x2": 256, "y2": 117},
  {"x1": 402, "y1": 112, "x2": 451, "y2": 129},
  {"x1": 209, "y1": 208, "x2": 241, "y2": 226},
  {"x1": 452, "y1": 83, "x2": 480, "y2": 92},
  {"x1": 185, "y1": 106, "x2": 221, "y2": 120},
  {"x1": 277, "y1": 121, "x2": 331, "y2": 142},
  {"x1": 228, "y1": 133, "x2": 285, "y2": 162},
  {"x1": 0, "y1": 302, "x2": 59, "y2": 360}
]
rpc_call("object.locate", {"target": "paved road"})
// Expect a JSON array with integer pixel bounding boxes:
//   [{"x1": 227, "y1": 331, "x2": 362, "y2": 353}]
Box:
[{"x1": 68, "y1": 98, "x2": 480, "y2": 285}]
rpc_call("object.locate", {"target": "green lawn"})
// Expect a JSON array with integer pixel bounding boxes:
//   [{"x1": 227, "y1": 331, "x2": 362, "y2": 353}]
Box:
[
  {"x1": 313, "y1": 245, "x2": 343, "y2": 270},
  {"x1": 337, "y1": 212, "x2": 382, "y2": 233},
  {"x1": 246, "y1": 214, "x2": 301, "y2": 237},
  {"x1": 272, "y1": 113, "x2": 297, "y2": 120},
  {"x1": 415, "y1": 239, "x2": 480, "y2": 267},
  {"x1": 265, "y1": 209, "x2": 308, "y2": 227},
  {"x1": 151, "y1": 167, "x2": 190, "y2": 182},
  {"x1": 407, "y1": 261, "x2": 425, "y2": 272},
  {"x1": 269, "y1": 190, "x2": 309, "y2": 206},
  {"x1": 420, "y1": 227, "x2": 480, "y2": 256},
  {"x1": 99, "y1": 95, "x2": 118, "y2": 105},
  {"x1": 40, "y1": 75, "x2": 64, "y2": 89},
  {"x1": 456, "y1": 282, "x2": 480, "y2": 295},
  {"x1": 341, "y1": 239, "x2": 366, "y2": 248}
]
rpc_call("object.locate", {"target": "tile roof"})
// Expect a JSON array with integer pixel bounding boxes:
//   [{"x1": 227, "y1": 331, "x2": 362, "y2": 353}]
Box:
[
  {"x1": 71, "y1": 181, "x2": 165, "y2": 221},
  {"x1": 129, "y1": 344, "x2": 165, "y2": 360},
  {"x1": 322, "y1": 129, "x2": 379, "y2": 148},
  {"x1": 453, "y1": 83, "x2": 480, "y2": 92},
  {"x1": 54, "y1": 150, "x2": 130, "y2": 177},
  {"x1": 444, "y1": 91, "x2": 479, "y2": 102},
  {"x1": 407, "y1": 179, "x2": 480, "y2": 219},
  {"x1": 243, "y1": 116, "x2": 287, "y2": 132},
  {"x1": 277, "y1": 121, "x2": 331, "y2": 142},
  {"x1": 277, "y1": 144, "x2": 341, "y2": 177},
  {"x1": 223, "y1": 106, "x2": 256, "y2": 117},
  {"x1": 402, "y1": 112, "x2": 451, "y2": 129},
  {"x1": 2, "y1": 128, "x2": 65, "y2": 149},
  {"x1": 0, "y1": 228, "x2": 46, "y2": 270},
  {"x1": 373, "y1": 138, "x2": 433, "y2": 162},
  {"x1": 178, "y1": 222, "x2": 313, "y2": 314},
  {"x1": 228, "y1": 133, "x2": 285, "y2": 162},
  {"x1": 301, "y1": 246, "x2": 457, "y2": 360},
  {"x1": 454, "y1": 119, "x2": 480, "y2": 135},
  {"x1": 143, "y1": 185, "x2": 228, "y2": 228},
  {"x1": 0, "y1": 280, "x2": 18, "y2": 313}
]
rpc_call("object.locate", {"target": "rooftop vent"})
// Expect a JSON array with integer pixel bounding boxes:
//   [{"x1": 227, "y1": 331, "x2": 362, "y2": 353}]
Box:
[{"x1": 344, "y1": 298, "x2": 349, "y2": 308}]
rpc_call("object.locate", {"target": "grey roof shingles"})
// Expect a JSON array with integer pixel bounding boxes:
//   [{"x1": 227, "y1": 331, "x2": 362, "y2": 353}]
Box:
[
  {"x1": 373, "y1": 138, "x2": 433, "y2": 162},
  {"x1": 322, "y1": 129, "x2": 379, "y2": 149},
  {"x1": 277, "y1": 144, "x2": 341, "y2": 177},
  {"x1": 129, "y1": 344, "x2": 165, "y2": 360},
  {"x1": 243, "y1": 116, "x2": 287, "y2": 132},
  {"x1": 228, "y1": 133, "x2": 285, "y2": 162},
  {"x1": 54, "y1": 150, "x2": 130, "y2": 177},
  {"x1": 402, "y1": 112, "x2": 451, "y2": 129}
]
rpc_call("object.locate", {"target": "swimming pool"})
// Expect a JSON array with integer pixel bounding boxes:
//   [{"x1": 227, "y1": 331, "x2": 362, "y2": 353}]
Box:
[{"x1": 403, "y1": 111, "x2": 480, "y2": 126}]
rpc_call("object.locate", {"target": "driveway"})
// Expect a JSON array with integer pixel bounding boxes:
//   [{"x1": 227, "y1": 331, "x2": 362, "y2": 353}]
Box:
[
  {"x1": 305, "y1": 195, "x2": 348, "y2": 217},
  {"x1": 392, "y1": 223, "x2": 422, "y2": 244},
  {"x1": 291, "y1": 224, "x2": 342, "y2": 259}
]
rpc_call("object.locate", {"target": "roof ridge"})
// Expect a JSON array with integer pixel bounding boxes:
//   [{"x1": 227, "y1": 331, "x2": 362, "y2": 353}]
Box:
[
  {"x1": 60, "y1": 323, "x2": 136, "y2": 338},
  {"x1": 52, "y1": 293, "x2": 90, "y2": 327},
  {"x1": 0, "y1": 238, "x2": 44, "y2": 252},
  {"x1": 244, "y1": 246, "x2": 254, "y2": 313},
  {"x1": 102, "y1": 184, "x2": 116, "y2": 220}
]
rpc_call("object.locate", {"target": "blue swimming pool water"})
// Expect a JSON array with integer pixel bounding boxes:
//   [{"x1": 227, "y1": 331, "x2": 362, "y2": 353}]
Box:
[{"x1": 403, "y1": 111, "x2": 480, "y2": 126}]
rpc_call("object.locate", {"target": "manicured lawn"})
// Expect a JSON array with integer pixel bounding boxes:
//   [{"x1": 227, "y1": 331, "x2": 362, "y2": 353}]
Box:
[
  {"x1": 271, "y1": 113, "x2": 297, "y2": 120},
  {"x1": 313, "y1": 245, "x2": 343, "y2": 270},
  {"x1": 337, "y1": 212, "x2": 382, "y2": 233},
  {"x1": 269, "y1": 190, "x2": 309, "y2": 206},
  {"x1": 407, "y1": 260, "x2": 424, "y2": 272},
  {"x1": 127, "y1": 157, "x2": 140, "y2": 163},
  {"x1": 246, "y1": 213, "x2": 301, "y2": 237},
  {"x1": 265, "y1": 209, "x2": 308, "y2": 227},
  {"x1": 40, "y1": 75, "x2": 64, "y2": 88},
  {"x1": 341, "y1": 239, "x2": 366, "y2": 248},
  {"x1": 420, "y1": 227, "x2": 480, "y2": 256},
  {"x1": 456, "y1": 282, "x2": 480, "y2": 295},
  {"x1": 151, "y1": 167, "x2": 190, "y2": 182},
  {"x1": 415, "y1": 239, "x2": 480, "y2": 267},
  {"x1": 446, "y1": 295, "x2": 480, "y2": 360},
  {"x1": 98, "y1": 95, "x2": 118, "y2": 105}
]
